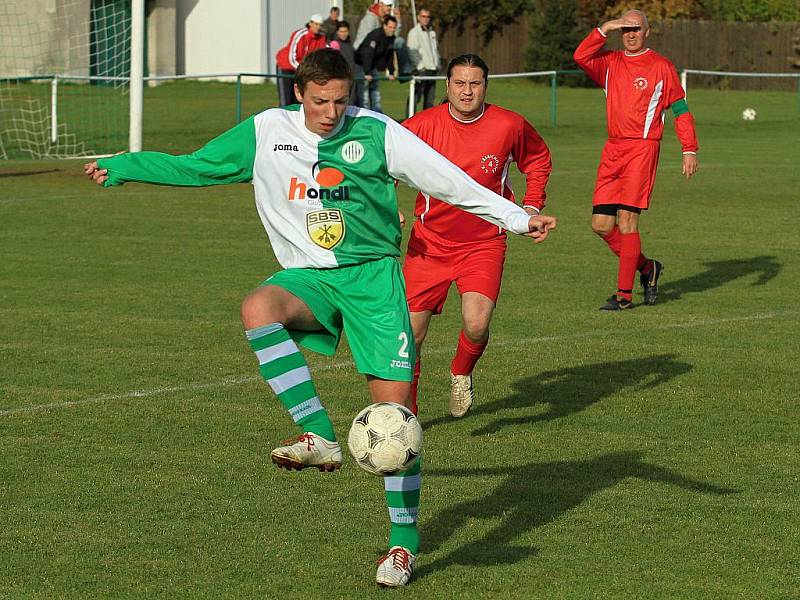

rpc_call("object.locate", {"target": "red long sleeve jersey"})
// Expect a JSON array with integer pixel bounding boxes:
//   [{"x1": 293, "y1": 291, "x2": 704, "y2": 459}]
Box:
[
  {"x1": 402, "y1": 103, "x2": 551, "y2": 243},
  {"x1": 574, "y1": 28, "x2": 698, "y2": 151},
  {"x1": 276, "y1": 28, "x2": 327, "y2": 71}
]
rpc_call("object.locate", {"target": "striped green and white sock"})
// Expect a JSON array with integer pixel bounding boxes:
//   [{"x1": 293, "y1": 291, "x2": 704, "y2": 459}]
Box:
[
  {"x1": 246, "y1": 323, "x2": 336, "y2": 442},
  {"x1": 384, "y1": 458, "x2": 421, "y2": 554}
]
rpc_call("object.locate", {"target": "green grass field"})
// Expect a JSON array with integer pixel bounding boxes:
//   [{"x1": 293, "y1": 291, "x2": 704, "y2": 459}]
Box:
[{"x1": 1, "y1": 80, "x2": 799, "y2": 599}]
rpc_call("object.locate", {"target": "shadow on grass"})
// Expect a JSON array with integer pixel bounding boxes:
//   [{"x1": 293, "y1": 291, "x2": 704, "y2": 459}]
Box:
[
  {"x1": 416, "y1": 451, "x2": 737, "y2": 579},
  {"x1": 657, "y1": 255, "x2": 780, "y2": 304},
  {"x1": 0, "y1": 169, "x2": 59, "y2": 178},
  {"x1": 422, "y1": 354, "x2": 691, "y2": 436}
]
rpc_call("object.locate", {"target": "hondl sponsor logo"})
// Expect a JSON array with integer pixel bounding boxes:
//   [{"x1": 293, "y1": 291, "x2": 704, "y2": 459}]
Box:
[{"x1": 288, "y1": 162, "x2": 350, "y2": 201}]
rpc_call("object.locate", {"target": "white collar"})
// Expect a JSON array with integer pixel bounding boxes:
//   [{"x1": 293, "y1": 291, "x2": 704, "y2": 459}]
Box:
[
  {"x1": 624, "y1": 48, "x2": 650, "y2": 57},
  {"x1": 448, "y1": 102, "x2": 486, "y2": 124}
]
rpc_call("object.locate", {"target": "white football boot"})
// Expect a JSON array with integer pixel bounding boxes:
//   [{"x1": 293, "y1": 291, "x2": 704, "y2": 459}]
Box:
[
  {"x1": 270, "y1": 432, "x2": 342, "y2": 472},
  {"x1": 376, "y1": 546, "x2": 416, "y2": 587},
  {"x1": 449, "y1": 372, "x2": 474, "y2": 417}
]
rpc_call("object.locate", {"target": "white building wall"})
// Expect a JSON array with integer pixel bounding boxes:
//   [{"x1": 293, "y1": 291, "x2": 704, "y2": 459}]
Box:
[
  {"x1": 265, "y1": 0, "x2": 333, "y2": 79},
  {"x1": 176, "y1": 0, "x2": 264, "y2": 81},
  {"x1": 175, "y1": 0, "x2": 333, "y2": 83}
]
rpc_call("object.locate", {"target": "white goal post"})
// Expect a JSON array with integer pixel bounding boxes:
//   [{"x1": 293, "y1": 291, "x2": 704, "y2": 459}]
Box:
[{"x1": 129, "y1": 0, "x2": 144, "y2": 153}]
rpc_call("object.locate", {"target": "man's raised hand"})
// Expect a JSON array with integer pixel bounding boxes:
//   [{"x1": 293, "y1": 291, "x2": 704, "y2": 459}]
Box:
[{"x1": 600, "y1": 17, "x2": 641, "y2": 35}]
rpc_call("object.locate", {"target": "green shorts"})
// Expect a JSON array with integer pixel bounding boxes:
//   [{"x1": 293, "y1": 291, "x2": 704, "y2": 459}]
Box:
[{"x1": 263, "y1": 256, "x2": 415, "y2": 382}]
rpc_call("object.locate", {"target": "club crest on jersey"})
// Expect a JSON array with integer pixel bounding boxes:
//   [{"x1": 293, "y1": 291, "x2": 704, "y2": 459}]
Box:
[
  {"x1": 633, "y1": 77, "x2": 648, "y2": 90},
  {"x1": 341, "y1": 141, "x2": 364, "y2": 163},
  {"x1": 306, "y1": 209, "x2": 345, "y2": 249},
  {"x1": 480, "y1": 153, "x2": 500, "y2": 174},
  {"x1": 288, "y1": 161, "x2": 350, "y2": 202}
]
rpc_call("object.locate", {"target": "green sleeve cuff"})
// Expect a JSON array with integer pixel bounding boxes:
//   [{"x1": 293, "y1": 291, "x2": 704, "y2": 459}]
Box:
[{"x1": 671, "y1": 99, "x2": 690, "y2": 118}]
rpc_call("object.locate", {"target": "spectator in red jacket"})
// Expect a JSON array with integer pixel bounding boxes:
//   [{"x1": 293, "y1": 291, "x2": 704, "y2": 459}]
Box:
[{"x1": 275, "y1": 14, "x2": 327, "y2": 106}]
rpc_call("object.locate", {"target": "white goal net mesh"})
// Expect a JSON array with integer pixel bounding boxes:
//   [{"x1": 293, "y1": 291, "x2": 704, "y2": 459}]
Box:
[{"x1": 0, "y1": 0, "x2": 131, "y2": 159}]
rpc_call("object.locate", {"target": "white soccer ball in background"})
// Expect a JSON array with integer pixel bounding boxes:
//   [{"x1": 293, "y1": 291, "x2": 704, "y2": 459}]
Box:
[
  {"x1": 742, "y1": 107, "x2": 757, "y2": 121},
  {"x1": 348, "y1": 402, "x2": 423, "y2": 475}
]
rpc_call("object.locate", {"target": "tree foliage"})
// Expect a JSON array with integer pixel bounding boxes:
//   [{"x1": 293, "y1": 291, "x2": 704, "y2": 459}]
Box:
[
  {"x1": 525, "y1": 0, "x2": 587, "y2": 72},
  {"x1": 422, "y1": 0, "x2": 532, "y2": 41},
  {"x1": 602, "y1": 0, "x2": 699, "y2": 20}
]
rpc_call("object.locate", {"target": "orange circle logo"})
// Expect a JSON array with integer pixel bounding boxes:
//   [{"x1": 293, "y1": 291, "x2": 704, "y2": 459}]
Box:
[{"x1": 315, "y1": 167, "x2": 345, "y2": 187}]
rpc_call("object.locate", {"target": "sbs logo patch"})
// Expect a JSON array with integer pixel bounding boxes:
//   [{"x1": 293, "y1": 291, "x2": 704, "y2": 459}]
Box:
[{"x1": 306, "y1": 209, "x2": 345, "y2": 249}]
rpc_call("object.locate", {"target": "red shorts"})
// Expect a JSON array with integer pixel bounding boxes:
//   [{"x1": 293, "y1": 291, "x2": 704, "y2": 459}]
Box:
[
  {"x1": 593, "y1": 139, "x2": 661, "y2": 210},
  {"x1": 403, "y1": 225, "x2": 507, "y2": 314}
]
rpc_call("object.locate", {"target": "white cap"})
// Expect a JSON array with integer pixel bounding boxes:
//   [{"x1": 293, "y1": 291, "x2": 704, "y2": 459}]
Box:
[
  {"x1": 380, "y1": 0, "x2": 393, "y2": 5},
  {"x1": 309, "y1": 13, "x2": 324, "y2": 24}
]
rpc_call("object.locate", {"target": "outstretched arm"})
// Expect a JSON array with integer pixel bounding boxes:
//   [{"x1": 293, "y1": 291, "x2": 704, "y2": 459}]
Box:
[
  {"x1": 385, "y1": 119, "x2": 557, "y2": 240},
  {"x1": 84, "y1": 116, "x2": 257, "y2": 188}
]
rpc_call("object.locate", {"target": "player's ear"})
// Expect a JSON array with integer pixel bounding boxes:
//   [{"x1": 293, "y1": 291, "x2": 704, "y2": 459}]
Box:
[{"x1": 294, "y1": 84, "x2": 303, "y2": 102}]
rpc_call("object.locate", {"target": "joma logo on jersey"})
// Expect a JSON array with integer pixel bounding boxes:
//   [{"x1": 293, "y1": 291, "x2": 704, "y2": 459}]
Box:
[
  {"x1": 306, "y1": 209, "x2": 345, "y2": 249},
  {"x1": 274, "y1": 143, "x2": 299, "y2": 151},
  {"x1": 288, "y1": 162, "x2": 350, "y2": 201}
]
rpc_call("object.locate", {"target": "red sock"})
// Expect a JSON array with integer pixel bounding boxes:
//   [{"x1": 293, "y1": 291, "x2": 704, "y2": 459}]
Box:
[
  {"x1": 450, "y1": 330, "x2": 488, "y2": 376},
  {"x1": 606, "y1": 226, "x2": 649, "y2": 270},
  {"x1": 410, "y1": 358, "x2": 421, "y2": 416},
  {"x1": 602, "y1": 226, "x2": 622, "y2": 256},
  {"x1": 618, "y1": 232, "x2": 641, "y2": 301}
]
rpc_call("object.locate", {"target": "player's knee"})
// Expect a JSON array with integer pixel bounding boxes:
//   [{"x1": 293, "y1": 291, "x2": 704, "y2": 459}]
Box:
[
  {"x1": 617, "y1": 219, "x2": 639, "y2": 234},
  {"x1": 462, "y1": 318, "x2": 490, "y2": 344},
  {"x1": 240, "y1": 290, "x2": 281, "y2": 329},
  {"x1": 413, "y1": 331, "x2": 427, "y2": 350},
  {"x1": 591, "y1": 221, "x2": 613, "y2": 236}
]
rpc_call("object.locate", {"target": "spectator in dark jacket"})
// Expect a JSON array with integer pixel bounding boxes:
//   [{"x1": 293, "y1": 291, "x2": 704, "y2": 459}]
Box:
[
  {"x1": 321, "y1": 6, "x2": 340, "y2": 41},
  {"x1": 355, "y1": 16, "x2": 397, "y2": 113},
  {"x1": 328, "y1": 21, "x2": 358, "y2": 105}
]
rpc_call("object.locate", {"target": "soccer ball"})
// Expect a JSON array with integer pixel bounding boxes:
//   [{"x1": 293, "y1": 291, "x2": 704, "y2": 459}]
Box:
[
  {"x1": 742, "y1": 107, "x2": 757, "y2": 121},
  {"x1": 347, "y1": 402, "x2": 423, "y2": 475}
]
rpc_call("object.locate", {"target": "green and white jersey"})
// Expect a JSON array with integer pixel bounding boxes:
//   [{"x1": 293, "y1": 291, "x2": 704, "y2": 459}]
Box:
[{"x1": 98, "y1": 105, "x2": 532, "y2": 269}]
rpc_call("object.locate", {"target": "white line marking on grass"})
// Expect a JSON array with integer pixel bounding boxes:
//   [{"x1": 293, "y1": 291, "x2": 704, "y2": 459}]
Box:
[
  {"x1": 0, "y1": 361, "x2": 354, "y2": 417},
  {"x1": 0, "y1": 311, "x2": 787, "y2": 418}
]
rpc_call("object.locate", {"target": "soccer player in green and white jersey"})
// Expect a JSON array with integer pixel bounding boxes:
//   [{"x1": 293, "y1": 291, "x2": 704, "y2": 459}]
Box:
[{"x1": 84, "y1": 49, "x2": 557, "y2": 587}]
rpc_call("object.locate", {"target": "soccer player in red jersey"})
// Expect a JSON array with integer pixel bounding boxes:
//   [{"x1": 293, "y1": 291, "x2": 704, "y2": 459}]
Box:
[
  {"x1": 402, "y1": 54, "x2": 554, "y2": 417},
  {"x1": 574, "y1": 10, "x2": 698, "y2": 310}
]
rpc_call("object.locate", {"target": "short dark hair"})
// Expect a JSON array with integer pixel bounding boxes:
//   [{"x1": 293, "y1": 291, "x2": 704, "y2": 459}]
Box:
[
  {"x1": 330, "y1": 6, "x2": 340, "y2": 13},
  {"x1": 447, "y1": 54, "x2": 489, "y2": 82},
  {"x1": 337, "y1": 20, "x2": 350, "y2": 29},
  {"x1": 383, "y1": 15, "x2": 398, "y2": 25},
  {"x1": 295, "y1": 48, "x2": 353, "y2": 93}
]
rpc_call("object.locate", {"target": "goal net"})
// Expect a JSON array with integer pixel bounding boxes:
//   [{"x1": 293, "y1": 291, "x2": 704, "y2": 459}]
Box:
[{"x1": 0, "y1": 0, "x2": 131, "y2": 160}]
